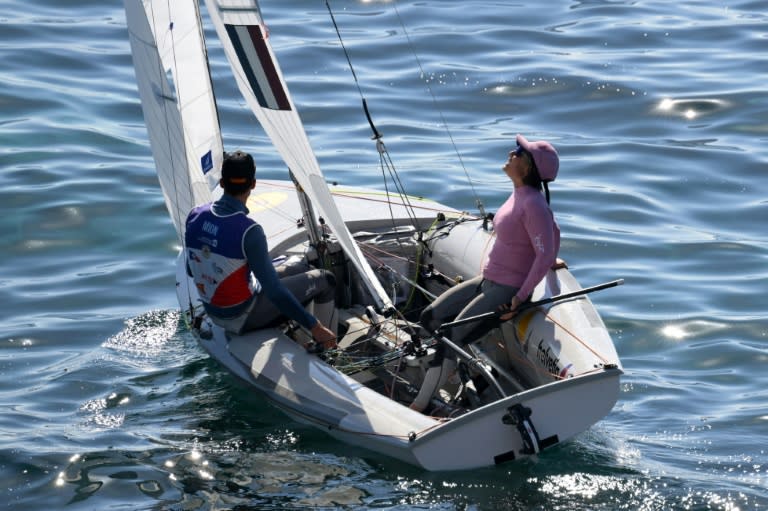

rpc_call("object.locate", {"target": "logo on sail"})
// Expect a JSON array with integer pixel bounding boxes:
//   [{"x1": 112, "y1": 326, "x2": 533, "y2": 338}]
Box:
[{"x1": 201, "y1": 150, "x2": 213, "y2": 174}]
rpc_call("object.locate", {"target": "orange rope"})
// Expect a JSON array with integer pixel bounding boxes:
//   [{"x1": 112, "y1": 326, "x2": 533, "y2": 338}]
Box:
[
  {"x1": 360, "y1": 240, "x2": 411, "y2": 265},
  {"x1": 265, "y1": 223, "x2": 299, "y2": 241},
  {"x1": 258, "y1": 179, "x2": 476, "y2": 217},
  {"x1": 491, "y1": 305, "x2": 613, "y2": 382},
  {"x1": 543, "y1": 310, "x2": 612, "y2": 366},
  {"x1": 329, "y1": 190, "x2": 453, "y2": 215}
]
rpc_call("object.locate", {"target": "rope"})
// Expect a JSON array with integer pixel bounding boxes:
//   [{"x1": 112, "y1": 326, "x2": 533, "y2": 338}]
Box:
[
  {"x1": 254, "y1": 180, "x2": 460, "y2": 217},
  {"x1": 495, "y1": 305, "x2": 614, "y2": 382},
  {"x1": 325, "y1": 0, "x2": 426, "y2": 234},
  {"x1": 389, "y1": 0, "x2": 485, "y2": 218},
  {"x1": 544, "y1": 312, "x2": 612, "y2": 367}
]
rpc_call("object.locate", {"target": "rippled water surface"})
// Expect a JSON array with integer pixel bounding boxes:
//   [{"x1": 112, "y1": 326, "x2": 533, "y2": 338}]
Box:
[{"x1": 1, "y1": 1, "x2": 766, "y2": 509}]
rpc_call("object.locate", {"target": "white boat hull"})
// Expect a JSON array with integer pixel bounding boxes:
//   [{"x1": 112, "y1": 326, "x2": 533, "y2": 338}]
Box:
[
  {"x1": 127, "y1": 0, "x2": 622, "y2": 472},
  {"x1": 191, "y1": 311, "x2": 621, "y2": 470},
  {"x1": 176, "y1": 180, "x2": 622, "y2": 471}
]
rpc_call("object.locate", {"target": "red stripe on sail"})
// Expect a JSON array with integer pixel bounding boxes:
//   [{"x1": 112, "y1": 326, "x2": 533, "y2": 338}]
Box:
[{"x1": 247, "y1": 25, "x2": 291, "y2": 111}]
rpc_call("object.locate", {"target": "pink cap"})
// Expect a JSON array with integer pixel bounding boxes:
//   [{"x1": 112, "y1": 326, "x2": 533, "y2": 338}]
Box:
[{"x1": 517, "y1": 134, "x2": 559, "y2": 182}]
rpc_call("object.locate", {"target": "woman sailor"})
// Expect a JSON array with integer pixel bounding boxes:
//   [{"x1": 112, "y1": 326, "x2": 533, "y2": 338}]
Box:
[{"x1": 411, "y1": 134, "x2": 561, "y2": 412}]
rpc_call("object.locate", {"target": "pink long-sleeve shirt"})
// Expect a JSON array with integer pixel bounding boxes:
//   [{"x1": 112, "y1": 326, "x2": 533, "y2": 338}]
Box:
[{"x1": 482, "y1": 186, "x2": 560, "y2": 301}]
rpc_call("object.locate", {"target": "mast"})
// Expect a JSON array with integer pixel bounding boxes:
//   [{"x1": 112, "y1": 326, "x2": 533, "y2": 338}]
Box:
[{"x1": 290, "y1": 171, "x2": 323, "y2": 248}]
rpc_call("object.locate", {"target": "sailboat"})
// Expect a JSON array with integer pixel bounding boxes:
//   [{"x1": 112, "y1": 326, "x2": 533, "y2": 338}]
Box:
[{"x1": 124, "y1": 0, "x2": 623, "y2": 471}]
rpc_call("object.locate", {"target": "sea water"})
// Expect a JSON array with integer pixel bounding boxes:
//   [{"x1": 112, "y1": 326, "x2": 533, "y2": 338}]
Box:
[{"x1": 1, "y1": 1, "x2": 766, "y2": 509}]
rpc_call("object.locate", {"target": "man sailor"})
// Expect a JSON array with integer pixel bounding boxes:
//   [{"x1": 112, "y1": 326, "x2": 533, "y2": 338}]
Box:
[{"x1": 185, "y1": 150, "x2": 337, "y2": 350}]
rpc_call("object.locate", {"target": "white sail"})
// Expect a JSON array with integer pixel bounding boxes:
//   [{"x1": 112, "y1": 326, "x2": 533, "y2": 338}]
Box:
[
  {"x1": 125, "y1": 0, "x2": 223, "y2": 240},
  {"x1": 204, "y1": 0, "x2": 393, "y2": 310}
]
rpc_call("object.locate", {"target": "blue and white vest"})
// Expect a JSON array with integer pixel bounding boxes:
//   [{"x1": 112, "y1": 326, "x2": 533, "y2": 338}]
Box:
[{"x1": 185, "y1": 204, "x2": 261, "y2": 312}]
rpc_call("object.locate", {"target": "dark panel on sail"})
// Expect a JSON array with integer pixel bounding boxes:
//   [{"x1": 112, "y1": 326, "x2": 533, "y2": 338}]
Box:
[{"x1": 225, "y1": 24, "x2": 291, "y2": 111}]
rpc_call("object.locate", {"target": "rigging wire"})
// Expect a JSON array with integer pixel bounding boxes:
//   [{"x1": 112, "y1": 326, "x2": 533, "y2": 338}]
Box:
[
  {"x1": 325, "y1": 1, "x2": 424, "y2": 233},
  {"x1": 325, "y1": 0, "x2": 435, "y2": 325},
  {"x1": 388, "y1": 0, "x2": 487, "y2": 219}
]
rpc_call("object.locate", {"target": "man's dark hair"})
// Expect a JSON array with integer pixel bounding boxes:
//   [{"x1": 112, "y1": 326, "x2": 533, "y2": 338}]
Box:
[{"x1": 221, "y1": 151, "x2": 255, "y2": 195}]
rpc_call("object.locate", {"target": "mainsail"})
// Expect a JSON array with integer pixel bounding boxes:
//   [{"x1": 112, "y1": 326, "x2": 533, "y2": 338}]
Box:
[
  {"x1": 204, "y1": 0, "x2": 393, "y2": 310},
  {"x1": 125, "y1": 0, "x2": 223, "y2": 240}
]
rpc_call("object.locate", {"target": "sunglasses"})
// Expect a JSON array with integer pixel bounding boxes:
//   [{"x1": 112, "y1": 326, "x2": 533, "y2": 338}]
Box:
[{"x1": 513, "y1": 145, "x2": 539, "y2": 173}]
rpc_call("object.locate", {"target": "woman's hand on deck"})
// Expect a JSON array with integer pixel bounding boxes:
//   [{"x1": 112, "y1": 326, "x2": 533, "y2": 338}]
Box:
[{"x1": 499, "y1": 296, "x2": 523, "y2": 321}]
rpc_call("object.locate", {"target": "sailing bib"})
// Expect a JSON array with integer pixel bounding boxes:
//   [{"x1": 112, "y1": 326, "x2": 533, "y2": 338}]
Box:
[{"x1": 185, "y1": 204, "x2": 261, "y2": 309}]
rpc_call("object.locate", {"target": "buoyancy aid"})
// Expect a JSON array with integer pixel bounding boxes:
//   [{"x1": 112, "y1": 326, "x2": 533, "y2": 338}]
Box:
[{"x1": 185, "y1": 203, "x2": 261, "y2": 312}]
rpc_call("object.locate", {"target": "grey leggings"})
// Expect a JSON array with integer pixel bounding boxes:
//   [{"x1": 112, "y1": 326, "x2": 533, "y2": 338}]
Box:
[
  {"x1": 242, "y1": 259, "x2": 335, "y2": 332},
  {"x1": 420, "y1": 275, "x2": 519, "y2": 345}
]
